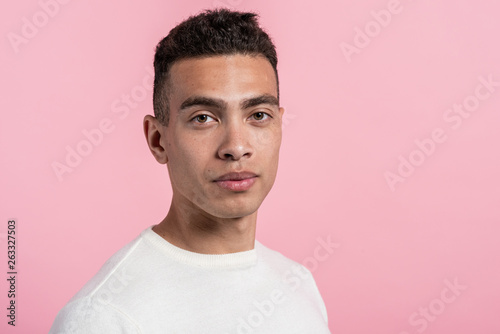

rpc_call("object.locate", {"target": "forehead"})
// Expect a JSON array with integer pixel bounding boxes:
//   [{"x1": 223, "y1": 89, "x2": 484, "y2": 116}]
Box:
[{"x1": 167, "y1": 54, "x2": 277, "y2": 104}]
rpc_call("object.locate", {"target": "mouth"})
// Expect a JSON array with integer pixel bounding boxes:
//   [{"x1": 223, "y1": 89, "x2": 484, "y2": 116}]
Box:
[{"x1": 214, "y1": 172, "x2": 258, "y2": 191}]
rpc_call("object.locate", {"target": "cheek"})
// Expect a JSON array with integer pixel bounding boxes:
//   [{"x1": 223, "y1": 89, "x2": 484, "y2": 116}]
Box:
[
  {"x1": 171, "y1": 136, "x2": 210, "y2": 176},
  {"x1": 255, "y1": 128, "x2": 282, "y2": 154}
]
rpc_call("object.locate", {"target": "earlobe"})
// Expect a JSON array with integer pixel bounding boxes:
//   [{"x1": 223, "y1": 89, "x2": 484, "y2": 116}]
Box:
[{"x1": 143, "y1": 115, "x2": 168, "y2": 164}]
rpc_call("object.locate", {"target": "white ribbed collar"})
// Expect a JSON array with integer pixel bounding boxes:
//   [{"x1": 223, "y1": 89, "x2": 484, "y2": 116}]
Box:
[{"x1": 141, "y1": 225, "x2": 259, "y2": 269}]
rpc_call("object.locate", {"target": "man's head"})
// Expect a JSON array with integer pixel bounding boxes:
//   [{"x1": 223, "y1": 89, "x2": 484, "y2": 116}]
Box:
[
  {"x1": 153, "y1": 8, "x2": 279, "y2": 126},
  {"x1": 144, "y1": 9, "x2": 284, "y2": 220}
]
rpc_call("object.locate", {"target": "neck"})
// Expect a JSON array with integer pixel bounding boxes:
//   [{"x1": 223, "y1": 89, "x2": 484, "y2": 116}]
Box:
[{"x1": 152, "y1": 196, "x2": 257, "y2": 255}]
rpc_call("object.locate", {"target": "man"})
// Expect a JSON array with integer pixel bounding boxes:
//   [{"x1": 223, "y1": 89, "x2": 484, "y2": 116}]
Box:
[{"x1": 49, "y1": 8, "x2": 330, "y2": 333}]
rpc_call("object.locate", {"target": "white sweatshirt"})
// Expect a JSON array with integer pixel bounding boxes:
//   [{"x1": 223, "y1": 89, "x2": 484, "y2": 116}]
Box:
[{"x1": 49, "y1": 226, "x2": 331, "y2": 333}]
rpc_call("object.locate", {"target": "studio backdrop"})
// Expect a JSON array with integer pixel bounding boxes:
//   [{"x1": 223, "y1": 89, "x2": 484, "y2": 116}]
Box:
[{"x1": 1, "y1": 0, "x2": 499, "y2": 333}]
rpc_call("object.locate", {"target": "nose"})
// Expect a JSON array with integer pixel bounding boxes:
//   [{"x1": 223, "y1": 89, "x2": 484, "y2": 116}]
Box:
[{"x1": 217, "y1": 120, "x2": 253, "y2": 161}]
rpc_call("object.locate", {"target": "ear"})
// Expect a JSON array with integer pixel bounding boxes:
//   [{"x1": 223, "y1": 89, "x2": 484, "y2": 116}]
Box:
[
  {"x1": 279, "y1": 106, "x2": 285, "y2": 118},
  {"x1": 143, "y1": 115, "x2": 168, "y2": 164}
]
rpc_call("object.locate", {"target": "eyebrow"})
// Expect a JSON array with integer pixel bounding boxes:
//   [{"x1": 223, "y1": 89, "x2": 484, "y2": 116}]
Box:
[
  {"x1": 179, "y1": 96, "x2": 226, "y2": 111},
  {"x1": 240, "y1": 94, "x2": 279, "y2": 109},
  {"x1": 179, "y1": 94, "x2": 279, "y2": 113}
]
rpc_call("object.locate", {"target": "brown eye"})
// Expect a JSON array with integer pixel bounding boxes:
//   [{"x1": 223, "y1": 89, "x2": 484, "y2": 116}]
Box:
[
  {"x1": 253, "y1": 112, "x2": 266, "y2": 120},
  {"x1": 195, "y1": 115, "x2": 208, "y2": 123}
]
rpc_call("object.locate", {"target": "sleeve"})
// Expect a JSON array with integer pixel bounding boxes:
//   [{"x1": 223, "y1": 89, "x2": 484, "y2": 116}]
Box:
[
  {"x1": 48, "y1": 297, "x2": 142, "y2": 334},
  {"x1": 300, "y1": 264, "x2": 329, "y2": 325}
]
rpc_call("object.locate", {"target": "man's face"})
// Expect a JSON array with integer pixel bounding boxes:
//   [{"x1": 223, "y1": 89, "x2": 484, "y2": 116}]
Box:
[{"x1": 159, "y1": 54, "x2": 284, "y2": 219}]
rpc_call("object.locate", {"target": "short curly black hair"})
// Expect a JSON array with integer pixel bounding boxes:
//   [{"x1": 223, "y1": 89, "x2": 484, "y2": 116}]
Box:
[{"x1": 153, "y1": 8, "x2": 279, "y2": 125}]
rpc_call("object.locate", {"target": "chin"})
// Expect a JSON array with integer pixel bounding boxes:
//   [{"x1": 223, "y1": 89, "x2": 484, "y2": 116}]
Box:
[{"x1": 208, "y1": 199, "x2": 262, "y2": 219}]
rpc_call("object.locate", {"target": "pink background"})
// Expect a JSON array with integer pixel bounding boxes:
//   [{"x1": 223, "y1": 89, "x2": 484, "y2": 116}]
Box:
[{"x1": 2, "y1": 0, "x2": 499, "y2": 333}]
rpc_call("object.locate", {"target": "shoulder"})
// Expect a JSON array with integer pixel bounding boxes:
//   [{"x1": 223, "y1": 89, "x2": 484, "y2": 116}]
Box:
[
  {"x1": 49, "y1": 229, "x2": 151, "y2": 333},
  {"x1": 48, "y1": 296, "x2": 141, "y2": 334},
  {"x1": 69, "y1": 230, "x2": 146, "y2": 301},
  {"x1": 255, "y1": 240, "x2": 310, "y2": 274},
  {"x1": 255, "y1": 240, "x2": 329, "y2": 325}
]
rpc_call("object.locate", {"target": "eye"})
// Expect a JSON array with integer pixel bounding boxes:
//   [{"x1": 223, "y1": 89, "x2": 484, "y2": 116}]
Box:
[
  {"x1": 251, "y1": 112, "x2": 270, "y2": 121},
  {"x1": 192, "y1": 114, "x2": 215, "y2": 123}
]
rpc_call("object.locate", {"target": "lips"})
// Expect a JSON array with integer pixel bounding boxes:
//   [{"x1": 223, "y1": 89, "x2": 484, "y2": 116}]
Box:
[
  {"x1": 215, "y1": 172, "x2": 257, "y2": 181},
  {"x1": 214, "y1": 171, "x2": 257, "y2": 191}
]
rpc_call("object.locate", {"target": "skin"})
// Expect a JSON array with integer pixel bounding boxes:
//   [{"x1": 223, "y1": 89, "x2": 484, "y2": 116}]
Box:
[{"x1": 143, "y1": 54, "x2": 284, "y2": 254}]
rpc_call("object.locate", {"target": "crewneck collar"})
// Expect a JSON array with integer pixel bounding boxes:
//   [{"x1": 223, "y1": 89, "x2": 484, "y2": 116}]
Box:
[{"x1": 141, "y1": 225, "x2": 259, "y2": 268}]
